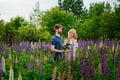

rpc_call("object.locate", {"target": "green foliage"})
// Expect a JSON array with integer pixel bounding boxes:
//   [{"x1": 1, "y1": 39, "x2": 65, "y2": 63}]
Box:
[
  {"x1": 18, "y1": 25, "x2": 52, "y2": 42},
  {"x1": 76, "y1": 2, "x2": 120, "y2": 40},
  {"x1": 10, "y1": 16, "x2": 28, "y2": 30},
  {"x1": 1, "y1": 40, "x2": 120, "y2": 80},
  {"x1": 18, "y1": 25, "x2": 37, "y2": 42},
  {"x1": 58, "y1": 0, "x2": 84, "y2": 16},
  {"x1": 0, "y1": 16, "x2": 29, "y2": 44},
  {"x1": 41, "y1": 7, "x2": 76, "y2": 37},
  {"x1": 37, "y1": 27, "x2": 52, "y2": 41},
  {"x1": 89, "y1": 2, "x2": 105, "y2": 17},
  {"x1": 0, "y1": 20, "x2": 5, "y2": 40},
  {"x1": 113, "y1": 3, "x2": 120, "y2": 39},
  {"x1": 5, "y1": 22, "x2": 17, "y2": 44}
]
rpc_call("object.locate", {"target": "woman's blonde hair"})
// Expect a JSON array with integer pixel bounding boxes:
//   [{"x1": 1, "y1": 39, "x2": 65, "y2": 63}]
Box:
[{"x1": 68, "y1": 29, "x2": 77, "y2": 39}]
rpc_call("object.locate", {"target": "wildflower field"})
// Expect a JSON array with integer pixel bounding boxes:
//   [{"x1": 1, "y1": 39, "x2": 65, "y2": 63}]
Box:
[{"x1": 0, "y1": 40, "x2": 120, "y2": 80}]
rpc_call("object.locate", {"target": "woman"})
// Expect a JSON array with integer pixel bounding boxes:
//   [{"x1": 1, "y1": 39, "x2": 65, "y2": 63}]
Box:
[{"x1": 64, "y1": 29, "x2": 78, "y2": 60}]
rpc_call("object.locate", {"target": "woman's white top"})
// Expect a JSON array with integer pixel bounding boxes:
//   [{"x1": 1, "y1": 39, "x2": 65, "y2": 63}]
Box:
[{"x1": 64, "y1": 39, "x2": 78, "y2": 60}]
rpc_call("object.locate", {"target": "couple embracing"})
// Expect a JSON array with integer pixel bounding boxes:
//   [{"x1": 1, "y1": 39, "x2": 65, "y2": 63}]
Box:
[{"x1": 51, "y1": 24, "x2": 78, "y2": 61}]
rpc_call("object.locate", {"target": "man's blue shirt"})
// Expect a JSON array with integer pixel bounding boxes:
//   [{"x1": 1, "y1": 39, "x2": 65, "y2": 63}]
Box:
[{"x1": 51, "y1": 35, "x2": 64, "y2": 60}]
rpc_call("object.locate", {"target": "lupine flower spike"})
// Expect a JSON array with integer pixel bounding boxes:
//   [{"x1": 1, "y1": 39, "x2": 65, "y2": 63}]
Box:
[
  {"x1": 52, "y1": 66, "x2": 57, "y2": 80},
  {"x1": 9, "y1": 64, "x2": 14, "y2": 80},
  {"x1": 98, "y1": 62, "x2": 102, "y2": 74},
  {"x1": 18, "y1": 71, "x2": 22, "y2": 80},
  {"x1": 1, "y1": 56, "x2": 6, "y2": 72}
]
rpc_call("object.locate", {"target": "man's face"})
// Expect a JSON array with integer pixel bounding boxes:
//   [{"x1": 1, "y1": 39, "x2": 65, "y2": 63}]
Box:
[{"x1": 56, "y1": 28, "x2": 63, "y2": 34}]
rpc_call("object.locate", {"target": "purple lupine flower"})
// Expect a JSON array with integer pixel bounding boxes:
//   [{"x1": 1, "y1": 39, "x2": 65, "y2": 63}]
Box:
[
  {"x1": 100, "y1": 47, "x2": 105, "y2": 55},
  {"x1": 39, "y1": 62, "x2": 43, "y2": 77},
  {"x1": 102, "y1": 63, "x2": 109, "y2": 78},
  {"x1": 89, "y1": 57, "x2": 95, "y2": 76},
  {"x1": 0, "y1": 44, "x2": 4, "y2": 54},
  {"x1": 82, "y1": 42, "x2": 87, "y2": 54},
  {"x1": 25, "y1": 59, "x2": 31, "y2": 70},
  {"x1": 0, "y1": 44, "x2": 3, "y2": 53},
  {"x1": 39, "y1": 55, "x2": 43, "y2": 77},
  {"x1": 0, "y1": 56, "x2": 1, "y2": 64},
  {"x1": 111, "y1": 52, "x2": 115, "y2": 64},
  {"x1": 81, "y1": 58, "x2": 87, "y2": 80},
  {"x1": 102, "y1": 53, "x2": 109, "y2": 77},
  {"x1": 70, "y1": 43, "x2": 74, "y2": 60},
  {"x1": 116, "y1": 54, "x2": 120, "y2": 80},
  {"x1": 31, "y1": 59, "x2": 35, "y2": 71},
  {"x1": 43, "y1": 45, "x2": 49, "y2": 54},
  {"x1": 102, "y1": 53, "x2": 106, "y2": 65},
  {"x1": 4, "y1": 48, "x2": 9, "y2": 58},
  {"x1": 0, "y1": 68, "x2": 4, "y2": 79},
  {"x1": 116, "y1": 69, "x2": 120, "y2": 80},
  {"x1": 0, "y1": 56, "x2": 4, "y2": 79},
  {"x1": 118, "y1": 54, "x2": 120, "y2": 68},
  {"x1": 25, "y1": 59, "x2": 29, "y2": 69}
]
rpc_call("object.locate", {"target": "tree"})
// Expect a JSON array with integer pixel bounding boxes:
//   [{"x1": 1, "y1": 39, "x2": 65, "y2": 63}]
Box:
[
  {"x1": 5, "y1": 22, "x2": 16, "y2": 45},
  {"x1": 113, "y1": 1, "x2": 120, "y2": 39},
  {"x1": 76, "y1": 2, "x2": 119, "y2": 40},
  {"x1": 10, "y1": 16, "x2": 28, "y2": 30},
  {"x1": 89, "y1": 2, "x2": 105, "y2": 17},
  {"x1": 29, "y1": 1, "x2": 43, "y2": 27},
  {"x1": 58, "y1": 0, "x2": 84, "y2": 16},
  {"x1": 41, "y1": 7, "x2": 76, "y2": 37},
  {"x1": 0, "y1": 19, "x2": 5, "y2": 43},
  {"x1": 18, "y1": 25, "x2": 52, "y2": 42},
  {"x1": 18, "y1": 24, "x2": 37, "y2": 42}
]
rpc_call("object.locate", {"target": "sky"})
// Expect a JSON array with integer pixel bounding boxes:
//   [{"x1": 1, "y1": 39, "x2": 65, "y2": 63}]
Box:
[{"x1": 0, "y1": 0, "x2": 118, "y2": 22}]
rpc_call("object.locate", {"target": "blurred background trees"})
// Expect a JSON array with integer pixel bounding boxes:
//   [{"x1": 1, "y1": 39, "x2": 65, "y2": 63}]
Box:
[
  {"x1": 58, "y1": 0, "x2": 84, "y2": 16},
  {"x1": 0, "y1": 0, "x2": 120, "y2": 44},
  {"x1": 41, "y1": 7, "x2": 75, "y2": 37}
]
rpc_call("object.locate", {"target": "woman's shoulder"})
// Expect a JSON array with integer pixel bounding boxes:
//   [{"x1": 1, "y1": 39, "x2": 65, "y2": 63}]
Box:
[{"x1": 73, "y1": 39, "x2": 78, "y2": 48}]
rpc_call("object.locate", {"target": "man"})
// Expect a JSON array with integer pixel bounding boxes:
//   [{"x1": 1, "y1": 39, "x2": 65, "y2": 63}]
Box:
[{"x1": 51, "y1": 24, "x2": 64, "y2": 61}]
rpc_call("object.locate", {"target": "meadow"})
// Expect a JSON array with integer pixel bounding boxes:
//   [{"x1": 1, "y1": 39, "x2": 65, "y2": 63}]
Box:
[{"x1": 0, "y1": 40, "x2": 120, "y2": 80}]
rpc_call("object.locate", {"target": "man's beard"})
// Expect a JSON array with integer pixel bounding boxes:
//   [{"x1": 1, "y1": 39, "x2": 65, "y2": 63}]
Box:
[{"x1": 58, "y1": 31, "x2": 62, "y2": 34}]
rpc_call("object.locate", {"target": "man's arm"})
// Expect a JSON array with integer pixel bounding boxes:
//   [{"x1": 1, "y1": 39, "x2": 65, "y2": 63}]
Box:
[{"x1": 51, "y1": 45, "x2": 64, "y2": 53}]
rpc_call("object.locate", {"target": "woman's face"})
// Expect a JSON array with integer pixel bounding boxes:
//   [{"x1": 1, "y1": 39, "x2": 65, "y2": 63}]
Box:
[{"x1": 68, "y1": 31, "x2": 74, "y2": 38}]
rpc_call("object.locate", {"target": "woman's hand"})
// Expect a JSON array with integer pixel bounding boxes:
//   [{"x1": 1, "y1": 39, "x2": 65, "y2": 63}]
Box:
[{"x1": 64, "y1": 50, "x2": 71, "y2": 53}]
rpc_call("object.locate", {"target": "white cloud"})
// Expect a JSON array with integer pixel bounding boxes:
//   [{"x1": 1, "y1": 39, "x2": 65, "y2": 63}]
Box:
[
  {"x1": 0, "y1": 0, "x2": 58, "y2": 21},
  {"x1": 0, "y1": 0, "x2": 118, "y2": 22}
]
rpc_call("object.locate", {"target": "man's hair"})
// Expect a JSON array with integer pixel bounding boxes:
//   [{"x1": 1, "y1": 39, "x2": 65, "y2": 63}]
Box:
[{"x1": 54, "y1": 24, "x2": 63, "y2": 30}]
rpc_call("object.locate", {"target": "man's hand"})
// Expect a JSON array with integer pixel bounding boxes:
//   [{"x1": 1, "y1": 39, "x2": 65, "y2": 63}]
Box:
[
  {"x1": 60, "y1": 50, "x2": 65, "y2": 53},
  {"x1": 51, "y1": 45, "x2": 65, "y2": 53}
]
